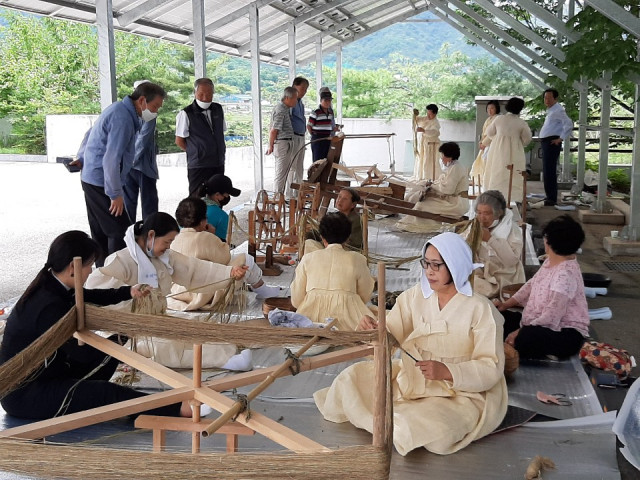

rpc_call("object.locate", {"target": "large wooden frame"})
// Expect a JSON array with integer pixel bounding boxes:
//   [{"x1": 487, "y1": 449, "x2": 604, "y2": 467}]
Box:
[{"x1": 0, "y1": 260, "x2": 392, "y2": 479}]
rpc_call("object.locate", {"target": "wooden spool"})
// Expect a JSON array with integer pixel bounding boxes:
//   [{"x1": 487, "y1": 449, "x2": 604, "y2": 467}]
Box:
[{"x1": 262, "y1": 297, "x2": 296, "y2": 319}]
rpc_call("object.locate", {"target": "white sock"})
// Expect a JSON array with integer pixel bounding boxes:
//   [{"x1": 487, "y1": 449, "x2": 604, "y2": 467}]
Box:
[
  {"x1": 222, "y1": 349, "x2": 253, "y2": 371},
  {"x1": 585, "y1": 287, "x2": 608, "y2": 298},
  {"x1": 192, "y1": 404, "x2": 213, "y2": 417},
  {"x1": 589, "y1": 307, "x2": 612, "y2": 320},
  {"x1": 252, "y1": 284, "x2": 281, "y2": 299}
]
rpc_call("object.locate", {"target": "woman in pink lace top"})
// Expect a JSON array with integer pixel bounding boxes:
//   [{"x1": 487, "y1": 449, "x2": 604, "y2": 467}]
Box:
[{"x1": 493, "y1": 215, "x2": 588, "y2": 358}]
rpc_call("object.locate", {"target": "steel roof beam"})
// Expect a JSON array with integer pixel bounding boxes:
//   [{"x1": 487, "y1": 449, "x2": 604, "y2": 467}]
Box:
[
  {"x1": 583, "y1": 0, "x2": 640, "y2": 39},
  {"x1": 116, "y1": 0, "x2": 177, "y2": 27}
]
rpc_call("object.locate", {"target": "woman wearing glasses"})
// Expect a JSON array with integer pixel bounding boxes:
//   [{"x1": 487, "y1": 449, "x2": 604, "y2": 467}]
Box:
[{"x1": 315, "y1": 232, "x2": 507, "y2": 456}]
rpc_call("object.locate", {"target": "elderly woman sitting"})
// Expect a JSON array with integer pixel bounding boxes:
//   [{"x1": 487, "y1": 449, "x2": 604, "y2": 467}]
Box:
[
  {"x1": 315, "y1": 232, "x2": 507, "y2": 456},
  {"x1": 291, "y1": 212, "x2": 374, "y2": 331},
  {"x1": 467, "y1": 190, "x2": 525, "y2": 300},
  {"x1": 399, "y1": 142, "x2": 470, "y2": 228},
  {"x1": 305, "y1": 187, "x2": 364, "y2": 254},
  {"x1": 494, "y1": 215, "x2": 589, "y2": 359}
]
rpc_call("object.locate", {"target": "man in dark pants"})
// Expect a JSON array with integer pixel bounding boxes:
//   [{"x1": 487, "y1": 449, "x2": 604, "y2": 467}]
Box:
[
  {"x1": 540, "y1": 89, "x2": 573, "y2": 206},
  {"x1": 124, "y1": 79, "x2": 160, "y2": 222},
  {"x1": 78, "y1": 82, "x2": 166, "y2": 266},
  {"x1": 175, "y1": 78, "x2": 227, "y2": 197}
]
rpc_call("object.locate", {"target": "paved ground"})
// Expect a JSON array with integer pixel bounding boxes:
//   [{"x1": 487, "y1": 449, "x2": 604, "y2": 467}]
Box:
[{"x1": 0, "y1": 157, "x2": 279, "y2": 303}]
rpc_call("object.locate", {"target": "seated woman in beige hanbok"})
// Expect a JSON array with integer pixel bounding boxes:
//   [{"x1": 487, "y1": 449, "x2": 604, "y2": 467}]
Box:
[
  {"x1": 413, "y1": 103, "x2": 441, "y2": 181},
  {"x1": 315, "y1": 232, "x2": 508, "y2": 456},
  {"x1": 466, "y1": 190, "x2": 525, "y2": 300},
  {"x1": 167, "y1": 198, "x2": 280, "y2": 311},
  {"x1": 470, "y1": 100, "x2": 500, "y2": 180},
  {"x1": 399, "y1": 142, "x2": 469, "y2": 229},
  {"x1": 482, "y1": 97, "x2": 532, "y2": 203},
  {"x1": 85, "y1": 213, "x2": 252, "y2": 370},
  {"x1": 291, "y1": 212, "x2": 375, "y2": 331}
]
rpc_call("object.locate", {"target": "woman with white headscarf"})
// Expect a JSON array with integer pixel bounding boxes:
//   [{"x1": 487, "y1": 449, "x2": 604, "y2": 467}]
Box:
[
  {"x1": 314, "y1": 232, "x2": 508, "y2": 456},
  {"x1": 466, "y1": 190, "x2": 525, "y2": 300}
]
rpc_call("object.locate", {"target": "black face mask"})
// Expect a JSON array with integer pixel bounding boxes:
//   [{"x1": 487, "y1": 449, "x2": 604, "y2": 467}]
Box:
[{"x1": 219, "y1": 196, "x2": 231, "y2": 207}]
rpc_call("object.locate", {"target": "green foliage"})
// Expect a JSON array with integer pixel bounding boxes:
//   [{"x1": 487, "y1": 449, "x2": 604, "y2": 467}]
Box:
[{"x1": 608, "y1": 168, "x2": 631, "y2": 194}]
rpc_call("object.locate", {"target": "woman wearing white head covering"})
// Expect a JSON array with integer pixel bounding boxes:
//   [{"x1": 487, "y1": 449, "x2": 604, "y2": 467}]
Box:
[
  {"x1": 314, "y1": 232, "x2": 508, "y2": 456},
  {"x1": 465, "y1": 190, "x2": 525, "y2": 300}
]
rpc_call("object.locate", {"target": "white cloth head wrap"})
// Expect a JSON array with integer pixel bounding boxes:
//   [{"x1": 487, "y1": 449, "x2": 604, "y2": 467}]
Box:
[
  {"x1": 124, "y1": 224, "x2": 174, "y2": 288},
  {"x1": 420, "y1": 232, "x2": 484, "y2": 298}
]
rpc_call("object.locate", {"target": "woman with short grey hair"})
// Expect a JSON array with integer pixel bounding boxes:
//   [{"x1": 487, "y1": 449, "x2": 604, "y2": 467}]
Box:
[{"x1": 466, "y1": 190, "x2": 525, "y2": 300}]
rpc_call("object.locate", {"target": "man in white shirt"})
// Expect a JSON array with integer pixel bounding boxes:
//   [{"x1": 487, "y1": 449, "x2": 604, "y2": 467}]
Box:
[
  {"x1": 175, "y1": 78, "x2": 228, "y2": 197},
  {"x1": 540, "y1": 89, "x2": 573, "y2": 206}
]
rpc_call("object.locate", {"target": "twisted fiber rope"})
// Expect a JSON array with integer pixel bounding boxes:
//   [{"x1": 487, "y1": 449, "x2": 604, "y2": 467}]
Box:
[
  {"x1": 0, "y1": 307, "x2": 77, "y2": 399},
  {"x1": 84, "y1": 305, "x2": 377, "y2": 347},
  {"x1": 0, "y1": 439, "x2": 391, "y2": 480}
]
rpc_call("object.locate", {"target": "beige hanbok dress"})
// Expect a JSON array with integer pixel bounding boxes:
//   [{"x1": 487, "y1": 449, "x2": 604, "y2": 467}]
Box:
[
  {"x1": 414, "y1": 116, "x2": 441, "y2": 181},
  {"x1": 482, "y1": 113, "x2": 532, "y2": 203},
  {"x1": 463, "y1": 211, "x2": 526, "y2": 300},
  {"x1": 167, "y1": 228, "x2": 248, "y2": 312},
  {"x1": 291, "y1": 244, "x2": 375, "y2": 331},
  {"x1": 85, "y1": 249, "x2": 237, "y2": 368},
  {"x1": 470, "y1": 114, "x2": 498, "y2": 179},
  {"x1": 314, "y1": 285, "x2": 508, "y2": 456},
  {"x1": 399, "y1": 162, "x2": 469, "y2": 227}
]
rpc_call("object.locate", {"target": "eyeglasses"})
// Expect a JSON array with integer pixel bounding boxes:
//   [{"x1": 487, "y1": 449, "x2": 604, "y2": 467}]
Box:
[{"x1": 419, "y1": 259, "x2": 445, "y2": 271}]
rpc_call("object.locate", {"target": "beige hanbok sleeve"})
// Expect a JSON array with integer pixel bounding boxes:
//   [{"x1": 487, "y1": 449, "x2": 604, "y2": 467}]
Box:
[
  {"x1": 385, "y1": 289, "x2": 416, "y2": 346},
  {"x1": 354, "y1": 254, "x2": 375, "y2": 304},
  {"x1": 485, "y1": 119, "x2": 498, "y2": 138},
  {"x1": 191, "y1": 232, "x2": 232, "y2": 265},
  {"x1": 423, "y1": 118, "x2": 440, "y2": 137},
  {"x1": 431, "y1": 163, "x2": 465, "y2": 195},
  {"x1": 444, "y1": 301, "x2": 505, "y2": 393},
  {"x1": 520, "y1": 121, "x2": 532, "y2": 146},
  {"x1": 480, "y1": 116, "x2": 495, "y2": 147},
  {"x1": 487, "y1": 232, "x2": 522, "y2": 269},
  {"x1": 168, "y1": 250, "x2": 233, "y2": 294},
  {"x1": 91, "y1": 251, "x2": 138, "y2": 288},
  {"x1": 290, "y1": 258, "x2": 308, "y2": 309}
]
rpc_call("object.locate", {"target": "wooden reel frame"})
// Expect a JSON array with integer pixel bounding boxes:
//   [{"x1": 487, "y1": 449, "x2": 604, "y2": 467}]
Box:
[{"x1": 0, "y1": 259, "x2": 393, "y2": 480}]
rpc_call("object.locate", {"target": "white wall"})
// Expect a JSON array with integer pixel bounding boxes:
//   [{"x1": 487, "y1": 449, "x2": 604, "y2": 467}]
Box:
[
  {"x1": 45, "y1": 114, "x2": 98, "y2": 163},
  {"x1": 341, "y1": 118, "x2": 475, "y2": 173}
]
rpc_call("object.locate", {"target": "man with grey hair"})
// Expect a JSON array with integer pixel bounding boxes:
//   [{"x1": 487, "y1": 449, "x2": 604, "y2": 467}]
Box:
[
  {"x1": 267, "y1": 86, "x2": 298, "y2": 195},
  {"x1": 175, "y1": 77, "x2": 228, "y2": 196}
]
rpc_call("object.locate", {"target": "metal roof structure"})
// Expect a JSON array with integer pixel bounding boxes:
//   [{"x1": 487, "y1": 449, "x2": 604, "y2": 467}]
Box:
[{"x1": 3, "y1": 0, "x2": 640, "y2": 235}]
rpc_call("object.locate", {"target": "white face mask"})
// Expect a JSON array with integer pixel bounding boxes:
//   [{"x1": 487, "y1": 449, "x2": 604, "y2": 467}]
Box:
[
  {"x1": 196, "y1": 99, "x2": 212, "y2": 109},
  {"x1": 141, "y1": 108, "x2": 157, "y2": 122},
  {"x1": 439, "y1": 158, "x2": 449, "y2": 172}
]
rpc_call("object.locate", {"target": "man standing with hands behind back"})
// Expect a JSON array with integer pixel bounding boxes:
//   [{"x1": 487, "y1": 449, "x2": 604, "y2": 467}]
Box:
[
  {"x1": 289, "y1": 77, "x2": 309, "y2": 200},
  {"x1": 540, "y1": 89, "x2": 573, "y2": 206},
  {"x1": 79, "y1": 82, "x2": 166, "y2": 267},
  {"x1": 175, "y1": 78, "x2": 227, "y2": 197}
]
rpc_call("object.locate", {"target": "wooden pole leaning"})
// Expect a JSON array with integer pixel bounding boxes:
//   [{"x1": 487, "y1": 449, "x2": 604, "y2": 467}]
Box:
[
  {"x1": 226, "y1": 211, "x2": 235, "y2": 245},
  {"x1": 373, "y1": 262, "x2": 389, "y2": 449},
  {"x1": 362, "y1": 204, "x2": 369, "y2": 261},
  {"x1": 506, "y1": 164, "x2": 514, "y2": 207},
  {"x1": 201, "y1": 317, "x2": 340, "y2": 438},
  {"x1": 73, "y1": 257, "x2": 85, "y2": 345}
]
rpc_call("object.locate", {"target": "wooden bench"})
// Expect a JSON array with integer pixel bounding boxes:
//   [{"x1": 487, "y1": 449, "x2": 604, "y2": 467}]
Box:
[{"x1": 135, "y1": 415, "x2": 255, "y2": 453}]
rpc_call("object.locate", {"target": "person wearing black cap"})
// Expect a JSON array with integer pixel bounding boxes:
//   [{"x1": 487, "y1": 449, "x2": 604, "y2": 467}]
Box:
[
  {"x1": 197, "y1": 174, "x2": 241, "y2": 242},
  {"x1": 307, "y1": 87, "x2": 337, "y2": 162}
]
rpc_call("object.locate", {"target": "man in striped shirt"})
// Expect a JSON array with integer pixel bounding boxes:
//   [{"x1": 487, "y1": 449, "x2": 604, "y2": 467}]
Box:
[
  {"x1": 307, "y1": 87, "x2": 336, "y2": 161},
  {"x1": 267, "y1": 86, "x2": 298, "y2": 195}
]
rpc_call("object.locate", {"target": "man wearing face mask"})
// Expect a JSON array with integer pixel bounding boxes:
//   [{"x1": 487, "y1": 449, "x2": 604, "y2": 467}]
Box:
[
  {"x1": 123, "y1": 80, "x2": 161, "y2": 223},
  {"x1": 175, "y1": 78, "x2": 228, "y2": 197},
  {"x1": 80, "y1": 81, "x2": 166, "y2": 267},
  {"x1": 197, "y1": 174, "x2": 241, "y2": 242}
]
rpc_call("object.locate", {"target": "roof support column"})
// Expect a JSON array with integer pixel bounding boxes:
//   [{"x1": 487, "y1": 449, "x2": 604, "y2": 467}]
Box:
[
  {"x1": 249, "y1": 3, "x2": 264, "y2": 192},
  {"x1": 315, "y1": 35, "x2": 323, "y2": 102},
  {"x1": 628, "y1": 43, "x2": 640, "y2": 236},
  {"x1": 336, "y1": 45, "x2": 343, "y2": 125},
  {"x1": 96, "y1": 0, "x2": 117, "y2": 110},
  {"x1": 192, "y1": 0, "x2": 206, "y2": 78},
  {"x1": 575, "y1": 78, "x2": 589, "y2": 193},
  {"x1": 288, "y1": 22, "x2": 296, "y2": 83},
  {"x1": 595, "y1": 71, "x2": 612, "y2": 212},
  {"x1": 560, "y1": 0, "x2": 574, "y2": 183}
]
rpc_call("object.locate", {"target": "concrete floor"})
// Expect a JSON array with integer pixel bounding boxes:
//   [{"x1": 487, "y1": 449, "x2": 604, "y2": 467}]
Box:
[{"x1": 1, "y1": 160, "x2": 639, "y2": 477}]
